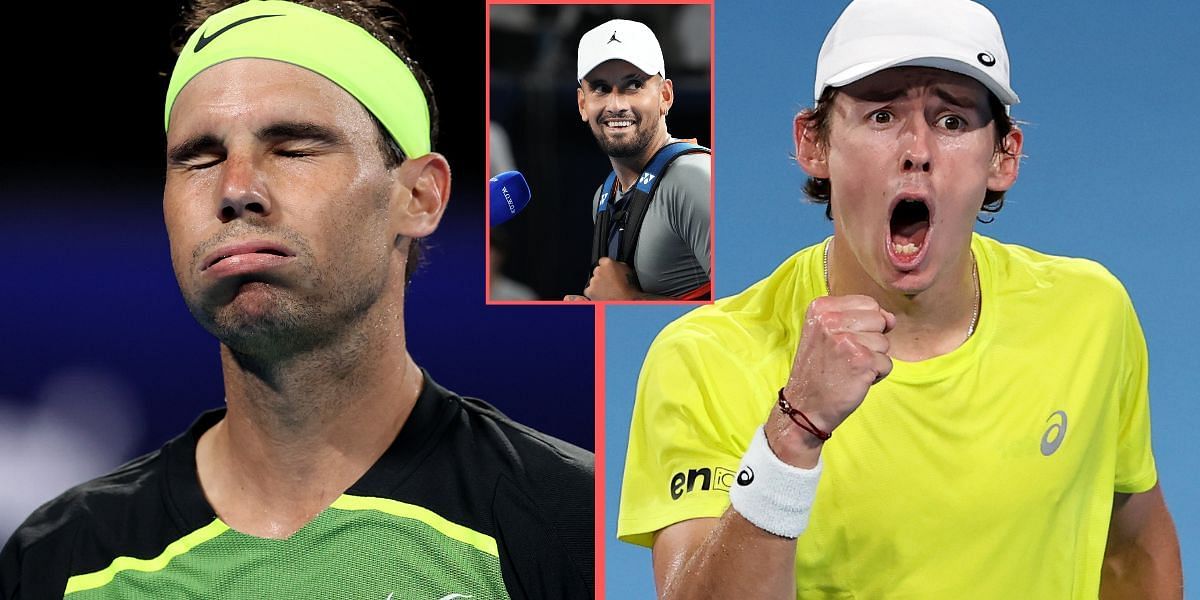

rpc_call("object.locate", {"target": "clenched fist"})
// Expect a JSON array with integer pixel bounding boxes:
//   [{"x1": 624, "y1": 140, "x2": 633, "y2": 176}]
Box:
[
  {"x1": 767, "y1": 295, "x2": 896, "y2": 467},
  {"x1": 583, "y1": 257, "x2": 640, "y2": 301}
]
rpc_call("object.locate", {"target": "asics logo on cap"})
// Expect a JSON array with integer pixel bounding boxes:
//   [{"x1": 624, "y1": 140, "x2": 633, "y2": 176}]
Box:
[
  {"x1": 194, "y1": 14, "x2": 284, "y2": 53},
  {"x1": 608, "y1": 31, "x2": 621, "y2": 44},
  {"x1": 977, "y1": 52, "x2": 997, "y2": 67}
]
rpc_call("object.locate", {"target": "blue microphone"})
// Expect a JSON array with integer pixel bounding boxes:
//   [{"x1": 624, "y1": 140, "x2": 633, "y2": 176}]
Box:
[{"x1": 490, "y1": 171, "x2": 531, "y2": 227}]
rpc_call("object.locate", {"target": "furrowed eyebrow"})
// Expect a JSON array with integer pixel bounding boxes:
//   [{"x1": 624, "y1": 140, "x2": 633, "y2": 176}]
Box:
[
  {"x1": 934, "y1": 88, "x2": 978, "y2": 109},
  {"x1": 167, "y1": 134, "x2": 223, "y2": 164},
  {"x1": 851, "y1": 85, "x2": 908, "y2": 103},
  {"x1": 256, "y1": 121, "x2": 346, "y2": 146}
]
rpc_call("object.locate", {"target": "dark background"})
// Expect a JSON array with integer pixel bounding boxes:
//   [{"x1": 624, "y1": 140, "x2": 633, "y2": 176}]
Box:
[
  {"x1": 489, "y1": 4, "x2": 711, "y2": 300},
  {"x1": 0, "y1": 2, "x2": 594, "y2": 544}
]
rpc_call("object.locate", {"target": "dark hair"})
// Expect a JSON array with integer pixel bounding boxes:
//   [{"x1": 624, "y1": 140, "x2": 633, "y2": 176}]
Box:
[
  {"x1": 173, "y1": 0, "x2": 439, "y2": 283},
  {"x1": 800, "y1": 86, "x2": 1017, "y2": 223}
]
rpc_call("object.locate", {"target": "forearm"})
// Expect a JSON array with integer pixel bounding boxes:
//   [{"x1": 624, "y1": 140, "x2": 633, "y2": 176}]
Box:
[
  {"x1": 660, "y1": 508, "x2": 798, "y2": 600},
  {"x1": 1100, "y1": 541, "x2": 1182, "y2": 599},
  {"x1": 1100, "y1": 548, "x2": 1182, "y2": 599},
  {"x1": 1100, "y1": 493, "x2": 1182, "y2": 600}
]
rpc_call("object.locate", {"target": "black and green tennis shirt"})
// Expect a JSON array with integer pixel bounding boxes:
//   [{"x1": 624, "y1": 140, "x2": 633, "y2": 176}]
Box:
[{"x1": 0, "y1": 374, "x2": 593, "y2": 599}]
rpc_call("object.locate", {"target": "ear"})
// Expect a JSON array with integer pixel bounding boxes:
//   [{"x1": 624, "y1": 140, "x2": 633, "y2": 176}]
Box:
[
  {"x1": 391, "y1": 152, "x2": 451, "y2": 241},
  {"x1": 659, "y1": 77, "x2": 675, "y2": 117},
  {"x1": 577, "y1": 85, "x2": 589, "y2": 122},
  {"x1": 794, "y1": 110, "x2": 829, "y2": 179},
  {"x1": 987, "y1": 124, "x2": 1023, "y2": 192}
]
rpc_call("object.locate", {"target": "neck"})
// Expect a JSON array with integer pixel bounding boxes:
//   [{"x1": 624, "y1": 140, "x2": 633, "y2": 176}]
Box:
[
  {"x1": 609, "y1": 129, "x2": 672, "y2": 192},
  {"x1": 196, "y1": 296, "x2": 422, "y2": 538},
  {"x1": 826, "y1": 235, "x2": 978, "y2": 362}
]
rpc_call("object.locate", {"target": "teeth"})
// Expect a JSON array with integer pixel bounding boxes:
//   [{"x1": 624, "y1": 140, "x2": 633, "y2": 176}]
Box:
[
  {"x1": 892, "y1": 242, "x2": 919, "y2": 256},
  {"x1": 606, "y1": 120, "x2": 633, "y2": 127}
]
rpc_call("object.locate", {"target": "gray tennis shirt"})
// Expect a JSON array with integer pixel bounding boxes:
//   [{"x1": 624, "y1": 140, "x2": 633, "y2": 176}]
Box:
[{"x1": 591, "y1": 152, "x2": 711, "y2": 297}]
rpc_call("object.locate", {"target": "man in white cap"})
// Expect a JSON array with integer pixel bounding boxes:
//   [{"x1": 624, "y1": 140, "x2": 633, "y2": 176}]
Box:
[
  {"x1": 567, "y1": 18, "x2": 712, "y2": 301},
  {"x1": 617, "y1": 0, "x2": 1181, "y2": 597}
]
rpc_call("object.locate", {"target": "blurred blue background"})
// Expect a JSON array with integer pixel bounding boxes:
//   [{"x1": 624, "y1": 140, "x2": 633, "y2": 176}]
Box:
[
  {"x1": 0, "y1": 2, "x2": 595, "y2": 546},
  {"x1": 606, "y1": 0, "x2": 1200, "y2": 596}
]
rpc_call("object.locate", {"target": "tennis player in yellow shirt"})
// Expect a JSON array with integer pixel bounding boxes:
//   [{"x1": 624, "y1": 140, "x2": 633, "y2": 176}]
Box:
[{"x1": 617, "y1": 0, "x2": 1183, "y2": 597}]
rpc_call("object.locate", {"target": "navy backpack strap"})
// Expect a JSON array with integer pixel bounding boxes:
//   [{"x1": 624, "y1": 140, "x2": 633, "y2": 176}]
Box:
[
  {"x1": 589, "y1": 170, "x2": 620, "y2": 268},
  {"x1": 616, "y1": 142, "x2": 710, "y2": 264}
]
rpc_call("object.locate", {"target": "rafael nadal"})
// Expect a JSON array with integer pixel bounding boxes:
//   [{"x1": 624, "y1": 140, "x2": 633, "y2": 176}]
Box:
[{"x1": 618, "y1": 0, "x2": 1181, "y2": 598}]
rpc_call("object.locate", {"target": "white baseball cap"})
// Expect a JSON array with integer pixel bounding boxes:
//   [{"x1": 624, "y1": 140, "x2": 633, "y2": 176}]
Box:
[
  {"x1": 577, "y1": 19, "x2": 665, "y2": 83},
  {"x1": 815, "y1": 0, "x2": 1018, "y2": 106}
]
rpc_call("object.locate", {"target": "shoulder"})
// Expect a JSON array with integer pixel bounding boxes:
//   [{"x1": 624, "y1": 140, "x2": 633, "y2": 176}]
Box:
[
  {"x1": 9, "y1": 448, "x2": 168, "y2": 547},
  {"x1": 445, "y1": 395, "x2": 595, "y2": 595},
  {"x1": 453, "y1": 395, "x2": 593, "y2": 486},
  {"x1": 2, "y1": 446, "x2": 174, "y2": 588},
  {"x1": 979, "y1": 235, "x2": 1133, "y2": 313},
  {"x1": 664, "y1": 151, "x2": 711, "y2": 178},
  {"x1": 657, "y1": 152, "x2": 711, "y2": 200}
]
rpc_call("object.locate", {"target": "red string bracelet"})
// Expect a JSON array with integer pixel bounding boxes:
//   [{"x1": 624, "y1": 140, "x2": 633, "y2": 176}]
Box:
[{"x1": 777, "y1": 388, "x2": 832, "y2": 441}]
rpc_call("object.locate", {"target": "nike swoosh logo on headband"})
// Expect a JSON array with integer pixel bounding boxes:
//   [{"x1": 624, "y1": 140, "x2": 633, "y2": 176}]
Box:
[{"x1": 194, "y1": 14, "x2": 284, "y2": 53}]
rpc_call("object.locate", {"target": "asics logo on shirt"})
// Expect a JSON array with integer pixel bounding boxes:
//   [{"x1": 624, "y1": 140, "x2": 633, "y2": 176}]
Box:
[{"x1": 1041, "y1": 410, "x2": 1068, "y2": 456}]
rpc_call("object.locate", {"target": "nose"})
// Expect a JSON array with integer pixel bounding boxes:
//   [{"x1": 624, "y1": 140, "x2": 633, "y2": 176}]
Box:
[
  {"x1": 604, "y1": 91, "x2": 632, "y2": 115},
  {"x1": 216, "y1": 153, "x2": 271, "y2": 223},
  {"x1": 899, "y1": 120, "x2": 932, "y2": 174}
]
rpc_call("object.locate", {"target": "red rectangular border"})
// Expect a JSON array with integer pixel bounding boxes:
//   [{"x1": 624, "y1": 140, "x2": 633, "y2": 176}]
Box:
[{"x1": 485, "y1": 3, "x2": 715, "y2": 598}]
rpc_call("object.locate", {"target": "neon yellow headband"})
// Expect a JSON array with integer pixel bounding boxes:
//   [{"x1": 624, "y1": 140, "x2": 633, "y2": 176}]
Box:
[{"x1": 164, "y1": 0, "x2": 431, "y2": 158}]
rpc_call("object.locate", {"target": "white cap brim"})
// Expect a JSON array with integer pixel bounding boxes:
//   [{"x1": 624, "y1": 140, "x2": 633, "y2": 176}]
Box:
[{"x1": 824, "y1": 54, "x2": 1019, "y2": 106}]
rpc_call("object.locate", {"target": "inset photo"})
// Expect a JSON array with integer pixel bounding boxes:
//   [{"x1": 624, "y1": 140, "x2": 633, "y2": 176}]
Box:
[{"x1": 488, "y1": 3, "x2": 713, "y2": 303}]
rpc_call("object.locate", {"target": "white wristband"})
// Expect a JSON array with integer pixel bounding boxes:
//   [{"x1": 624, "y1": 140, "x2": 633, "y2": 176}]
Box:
[{"x1": 728, "y1": 425, "x2": 823, "y2": 539}]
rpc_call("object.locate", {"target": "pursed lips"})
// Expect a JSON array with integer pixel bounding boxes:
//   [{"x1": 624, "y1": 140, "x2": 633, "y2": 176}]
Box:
[{"x1": 202, "y1": 241, "x2": 295, "y2": 273}]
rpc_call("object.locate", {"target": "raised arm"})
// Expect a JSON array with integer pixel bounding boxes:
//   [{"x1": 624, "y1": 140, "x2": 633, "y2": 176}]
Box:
[{"x1": 648, "y1": 295, "x2": 895, "y2": 599}]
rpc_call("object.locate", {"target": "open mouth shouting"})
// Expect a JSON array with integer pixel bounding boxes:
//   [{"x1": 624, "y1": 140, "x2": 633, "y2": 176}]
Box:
[{"x1": 886, "y1": 195, "x2": 933, "y2": 271}]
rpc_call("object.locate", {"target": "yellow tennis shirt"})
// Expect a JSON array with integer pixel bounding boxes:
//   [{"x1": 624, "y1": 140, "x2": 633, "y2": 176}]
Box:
[{"x1": 618, "y1": 234, "x2": 1157, "y2": 599}]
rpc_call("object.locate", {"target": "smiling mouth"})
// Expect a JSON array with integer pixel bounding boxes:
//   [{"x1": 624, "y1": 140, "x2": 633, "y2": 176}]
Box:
[
  {"x1": 603, "y1": 119, "x2": 635, "y2": 130},
  {"x1": 889, "y1": 198, "x2": 930, "y2": 257}
]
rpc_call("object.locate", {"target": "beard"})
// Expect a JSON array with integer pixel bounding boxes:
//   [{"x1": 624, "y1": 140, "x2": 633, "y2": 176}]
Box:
[
  {"x1": 176, "y1": 225, "x2": 389, "y2": 362},
  {"x1": 592, "y1": 113, "x2": 660, "y2": 159}
]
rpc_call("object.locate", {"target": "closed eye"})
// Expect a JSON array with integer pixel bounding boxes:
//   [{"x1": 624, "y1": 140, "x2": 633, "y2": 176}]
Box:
[{"x1": 275, "y1": 149, "x2": 315, "y2": 158}]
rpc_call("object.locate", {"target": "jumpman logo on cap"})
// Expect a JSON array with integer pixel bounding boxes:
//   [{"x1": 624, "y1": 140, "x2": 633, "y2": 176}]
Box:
[{"x1": 608, "y1": 31, "x2": 621, "y2": 44}]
